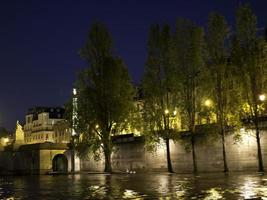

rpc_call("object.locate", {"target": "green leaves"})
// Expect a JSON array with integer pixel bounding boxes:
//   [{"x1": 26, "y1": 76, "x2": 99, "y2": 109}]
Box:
[{"x1": 69, "y1": 23, "x2": 134, "y2": 172}]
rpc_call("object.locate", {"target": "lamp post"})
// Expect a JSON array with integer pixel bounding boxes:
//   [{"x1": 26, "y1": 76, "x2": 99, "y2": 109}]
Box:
[{"x1": 71, "y1": 88, "x2": 78, "y2": 172}]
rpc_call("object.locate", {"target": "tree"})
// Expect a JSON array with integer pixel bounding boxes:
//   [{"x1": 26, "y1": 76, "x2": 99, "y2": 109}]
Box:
[
  {"x1": 74, "y1": 23, "x2": 134, "y2": 173},
  {"x1": 142, "y1": 24, "x2": 178, "y2": 173},
  {"x1": 233, "y1": 4, "x2": 267, "y2": 172},
  {"x1": 206, "y1": 12, "x2": 231, "y2": 172},
  {"x1": 172, "y1": 19, "x2": 205, "y2": 173},
  {"x1": 0, "y1": 127, "x2": 10, "y2": 138}
]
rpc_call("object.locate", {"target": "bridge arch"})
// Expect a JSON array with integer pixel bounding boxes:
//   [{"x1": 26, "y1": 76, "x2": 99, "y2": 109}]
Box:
[{"x1": 52, "y1": 154, "x2": 68, "y2": 172}]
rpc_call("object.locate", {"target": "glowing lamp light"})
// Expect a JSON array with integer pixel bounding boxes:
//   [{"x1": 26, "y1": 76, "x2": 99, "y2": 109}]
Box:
[
  {"x1": 204, "y1": 99, "x2": 212, "y2": 107},
  {"x1": 259, "y1": 94, "x2": 265, "y2": 102},
  {"x1": 71, "y1": 129, "x2": 76, "y2": 136},
  {"x1": 173, "y1": 110, "x2": 177, "y2": 116},
  {"x1": 4, "y1": 138, "x2": 9, "y2": 143},
  {"x1": 73, "y1": 88, "x2": 77, "y2": 95},
  {"x1": 95, "y1": 124, "x2": 99, "y2": 129},
  {"x1": 164, "y1": 109, "x2": 169, "y2": 115}
]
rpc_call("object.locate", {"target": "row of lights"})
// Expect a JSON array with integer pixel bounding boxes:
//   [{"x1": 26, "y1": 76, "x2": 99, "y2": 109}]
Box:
[
  {"x1": 204, "y1": 94, "x2": 266, "y2": 107},
  {"x1": 164, "y1": 109, "x2": 177, "y2": 116},
  {"x1": 72, "y1": 94, "x2": 266, "y2": 133},
  {"x1": 163, "y1": 94, "x2": 266, "y2": 115}
]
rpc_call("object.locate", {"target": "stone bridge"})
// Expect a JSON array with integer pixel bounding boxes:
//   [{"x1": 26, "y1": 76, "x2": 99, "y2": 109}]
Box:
[{"x1": 0, "y1": 143, "x2": 80, "y2": 174}]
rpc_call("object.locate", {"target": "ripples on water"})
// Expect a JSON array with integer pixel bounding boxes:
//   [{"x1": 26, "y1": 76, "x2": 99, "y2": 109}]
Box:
[{"x1": 0, "y1": 173, "x2": 266, "y2": 200}]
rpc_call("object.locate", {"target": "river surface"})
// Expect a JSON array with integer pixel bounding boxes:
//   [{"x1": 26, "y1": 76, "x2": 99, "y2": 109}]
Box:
[{"x1": 0, "y1": 173, "x2": 267, "y2": 199}]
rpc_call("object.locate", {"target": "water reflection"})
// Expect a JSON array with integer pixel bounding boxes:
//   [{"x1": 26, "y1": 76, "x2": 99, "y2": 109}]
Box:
[
  {"x1": 203, "y1": 188, "x2": 223, "y2": 200},
  {"x1": 0, "y1": 173, "x2": 267, "y2": 199},
  {"x1": 239, "y1": 177, "x2": 267, "y2": 199}
]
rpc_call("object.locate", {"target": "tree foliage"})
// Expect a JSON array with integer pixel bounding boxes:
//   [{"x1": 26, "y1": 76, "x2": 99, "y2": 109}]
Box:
[
  {"x1": 142, "y1": 24, "x2": 178, "y2": 172},
  {"x1": 206, "y1": 12, "x2": 232, "y2": 172},
  {"x1": 172, "y1": 19, "x2": 205, "y2": 173},
  {"x1": 73, "y1": 23, "x2": 134, "y2": 172},
  {"x1": 232, "y1": 4, "x2": 267, "y2": 172}
]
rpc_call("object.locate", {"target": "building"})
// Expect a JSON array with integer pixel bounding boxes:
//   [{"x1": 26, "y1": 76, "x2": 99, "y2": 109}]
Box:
[
  {"x1": 13, "y1": 121, "x2": 24, "y2": 149},
  {"x1": 24, "y1": 107, "x2": 70, "y2": 144}
]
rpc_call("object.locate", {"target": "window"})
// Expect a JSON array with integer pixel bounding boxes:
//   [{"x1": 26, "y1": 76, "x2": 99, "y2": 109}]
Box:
[{"x1": 27, "y1": 116, "x2": 31, "y2": 124}]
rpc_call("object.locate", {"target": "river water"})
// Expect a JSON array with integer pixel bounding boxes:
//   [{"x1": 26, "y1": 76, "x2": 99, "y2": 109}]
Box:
[{"x1": 0, "y1": 173, "x2": 267, "y2": 199}]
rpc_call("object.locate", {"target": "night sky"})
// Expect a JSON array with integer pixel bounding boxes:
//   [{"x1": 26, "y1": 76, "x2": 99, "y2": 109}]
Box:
[{"x1": 1, "y1": 0, "x2": 267, "y2": 131}]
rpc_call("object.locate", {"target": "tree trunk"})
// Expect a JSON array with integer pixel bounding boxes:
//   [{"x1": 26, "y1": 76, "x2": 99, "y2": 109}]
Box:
[
  {"x1": 221, "y1": 129, "x2": 229, "y2": 172},
  {"x1": 71, "y1": 149, "x2": 75, "y2": 172},
  {"x1": 255, "y1": 121, "x2": 264, "y2": 172},
  {"x1": 104, "y1": 139, "x2": 112, "y2": 173},
  {"x1": 216, "y1": 68, "x2": 228, "y2": 173},
  {"x1": 165, "y1": 138, "x2": 173, "y2": 173},
  {"x1": 251, "y1": 81, "x2": 264, "y2": 172},
  {"x1": 191, "y1": 133, "x2": 198, "y2": 173},
  {"x1": 104, "y1": 147, "x2": 112, "y2": 173}
]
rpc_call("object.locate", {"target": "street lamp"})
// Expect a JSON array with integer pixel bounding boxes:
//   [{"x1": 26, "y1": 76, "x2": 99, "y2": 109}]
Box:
[
  {"x1": 204, "y1": 99, "x2": 212, "y2": 124},
  {"x1": 3, "y1": 137, "x2": 9, "y2": 144},
  {"x1": 259, "y1": 94, "x2": 266, "y2": 102},
  {"x1": 204, "y1": 99, "x2": 212, "y2": 107},
  {"x1": 164, "y1": 109, "x2": 169, "y2": 115}
]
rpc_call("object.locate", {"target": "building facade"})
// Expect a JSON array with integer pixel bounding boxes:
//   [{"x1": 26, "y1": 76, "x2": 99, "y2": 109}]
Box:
[{"x1": 24, "y1": 107, "x2": 71, "y2": 144}]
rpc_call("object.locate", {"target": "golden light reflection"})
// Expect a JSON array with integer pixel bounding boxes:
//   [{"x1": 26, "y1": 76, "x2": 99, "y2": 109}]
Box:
[
  {"x1": 122, "y1": 189, "x2": 144, "y2": 199},
  {"x1": 239, "y1": 177, "x2": 267, "y2": 199},
  {"x1": 6, "y1": 197, "x2": 14, "y2": 200},
  {"x1": 203, "y1": 188, "x2": 223, "y2": 200},
  {"x1": 175, "y1": 190, "x2": 186, "y2": 200},
  {"x1": 88, "y1": 185, "x2": 107, "y2": 199},
  {"x1": 240, "y1": 178, "x2": 257, "y2": 199}
]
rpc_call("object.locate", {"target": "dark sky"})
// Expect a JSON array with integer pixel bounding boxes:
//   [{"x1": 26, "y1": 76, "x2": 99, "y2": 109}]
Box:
[{"x1": 0, "y1": 0, "x2": 266, "y2": 131}]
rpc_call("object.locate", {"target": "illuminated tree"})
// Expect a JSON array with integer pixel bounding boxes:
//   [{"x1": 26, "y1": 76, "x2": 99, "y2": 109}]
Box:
[
  {"x1": 206, "y1": 12, "x2": 232, "y2": 172},
  {"x1": 142, "y1": 24, "x2": 178, "y2": 173},
  {"x1": 74, "y1": 23, "x2": 134, "y2": 173},
  {"x1": 0, "y1": 127, "x2": 10, "y2": 138},
  {"x1": 233, "y1": 4, "x2": 267, "y2": 172},
  {"x1": 172, "y1": 19, "x2": 205, "y2": 173}
]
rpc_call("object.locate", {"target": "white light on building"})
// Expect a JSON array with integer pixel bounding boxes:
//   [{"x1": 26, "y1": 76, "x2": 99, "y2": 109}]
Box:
[{"x1": 72, "y1": 88, "x2": 78, "y2": 136}]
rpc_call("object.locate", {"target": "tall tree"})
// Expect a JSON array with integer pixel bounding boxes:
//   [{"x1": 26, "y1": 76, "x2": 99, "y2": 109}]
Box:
[
  {"x1": 172, "y1": 19, "x2": 205, "y2": 173},
  {"x1": 74, "y1": 23, "x2": 134, "y2": 173},
  {"x1": 206, "y1": 12, "x2": 230, "y2": 172},
  {"x1": 142, "y1": 24, "x2": 178, "y2": 173},
  {"x1": 0, "y1": 127, "x2": 10, "y2": 138},
  {"x1": 234, "y1": 4, "x2": 266, "y2": 172}
]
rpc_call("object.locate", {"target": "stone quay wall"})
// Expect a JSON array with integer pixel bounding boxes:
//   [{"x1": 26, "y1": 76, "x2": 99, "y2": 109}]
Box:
[{"x1": 81, "y1": 130, "x2": 267, "y2": 173}]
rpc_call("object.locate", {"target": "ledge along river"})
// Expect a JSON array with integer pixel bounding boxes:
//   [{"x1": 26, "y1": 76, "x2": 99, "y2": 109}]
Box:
[{"x1": 0, "y1": 172, "x2": 267, "y2": 199}]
